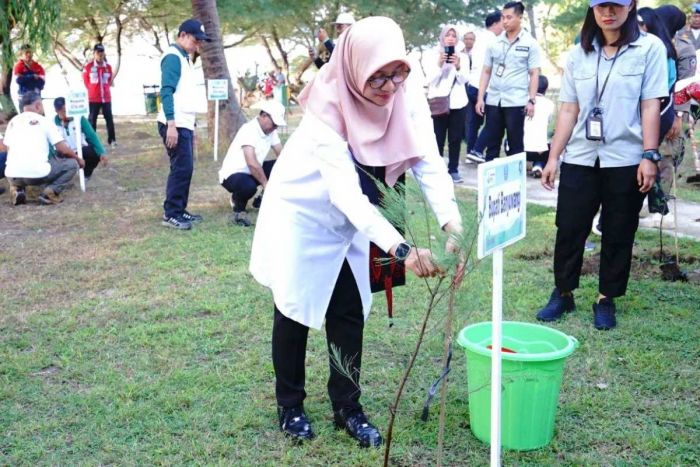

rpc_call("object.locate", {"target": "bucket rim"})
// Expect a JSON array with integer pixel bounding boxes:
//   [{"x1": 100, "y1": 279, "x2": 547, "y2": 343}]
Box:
[{"x1": 456, "y1": 321, "x2": 579, "y2": 362}]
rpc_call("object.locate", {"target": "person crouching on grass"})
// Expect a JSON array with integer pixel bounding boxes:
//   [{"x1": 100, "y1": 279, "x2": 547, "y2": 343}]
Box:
[
  {"x1": 536, "y1": 0, "x2": 667, "y2": 330},
  {"x1": 218, "y1": 100, "x2": 285, "y2": 226},
  {"x1": 249, "y1": 16, "x2": 464, "y2": 447}
]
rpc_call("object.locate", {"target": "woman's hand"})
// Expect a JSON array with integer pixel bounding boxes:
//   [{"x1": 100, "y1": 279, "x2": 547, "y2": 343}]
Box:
[
  {"x1": 447, "y1": 53, "x2": 460, "y2": 69},
  {"x1": 475, "y1": 97, "x2": 485, "y2": 116},
  {"x1": 405, "y1": 247, "x2": 442, "y2": 278},
  {"x1": 665, "y1": 115, "x2": 682, "y2": 141},
  {"x1": 438, "y1": 52, "x2": 447, "y2": 66},
  {"x1": 541, "y1": 158, "x2": 558, "y2": 191},
  {"x1": 637, "y1": 159, "x2": 657, "y2": 193},
  {"x1": 443, "y1": 220, "x2": 465, "y2": 286}
]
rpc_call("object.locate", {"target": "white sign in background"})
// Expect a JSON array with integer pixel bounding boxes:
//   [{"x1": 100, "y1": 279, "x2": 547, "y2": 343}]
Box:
[
  {"x1": 207, "y1": 79, "x2": 229, "y2": 161},
  {"x1": 67, "y1": 89, "x2": 89, "y2": 191},
  {"x1": 475, "y1": 152, "x2": 527, "y2": 467}
]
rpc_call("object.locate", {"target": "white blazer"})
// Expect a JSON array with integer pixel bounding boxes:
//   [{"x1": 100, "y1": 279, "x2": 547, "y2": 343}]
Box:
[{"x1": 249, "y1": 83, "x2": 461, "y2": 329}]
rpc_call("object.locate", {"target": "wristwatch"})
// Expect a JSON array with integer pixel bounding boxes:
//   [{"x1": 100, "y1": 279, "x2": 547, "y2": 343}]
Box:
[
  {"x1": 642, "y1": 149, "x2": 662, "y2": 163},
  {"x1": 528, "y1": 98, "x2": 536, "y2": 105},
  {"x1": 393, "y1": 242, "x2": 412, "y2": 262}
]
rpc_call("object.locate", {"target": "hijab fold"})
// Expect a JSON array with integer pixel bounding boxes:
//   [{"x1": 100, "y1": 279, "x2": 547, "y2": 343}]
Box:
[{"x1": 298, "y1": 16, "x2": 422, "y2": 186}]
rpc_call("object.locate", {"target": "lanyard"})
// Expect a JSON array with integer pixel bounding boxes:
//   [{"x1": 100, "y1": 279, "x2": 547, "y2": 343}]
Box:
[
  {"x1": 500, "y1": 36, "x2": 520, "y2": 64},
  {"x1": 595, "y1": 47, "x2": 621, "y2": 108}
]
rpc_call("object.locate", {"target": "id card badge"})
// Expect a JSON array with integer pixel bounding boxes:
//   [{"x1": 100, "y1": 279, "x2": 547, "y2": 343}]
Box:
[
  {"x1": 586, "y1": 109, "x2": 604, "y2": 141},
  {"x1": 495, "y1": 63, "x2": 505, "y2": 77}
]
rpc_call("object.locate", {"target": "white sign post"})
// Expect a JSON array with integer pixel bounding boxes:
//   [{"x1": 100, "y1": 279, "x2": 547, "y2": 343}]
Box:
[
  {"x1": 207, "y1": 79, "x2": 229, "y2": 162},
  {"x1": 66, "y1": 89, "x2": 90, "y2": 192},
  {"x1": 476, "y1": 153, "x2": 527, "y2": 467}
]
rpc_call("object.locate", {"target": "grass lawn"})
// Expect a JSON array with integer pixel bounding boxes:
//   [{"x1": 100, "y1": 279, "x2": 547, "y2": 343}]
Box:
[{"x1": 1, "y1": 115, "x2": 699, "y2": 465}]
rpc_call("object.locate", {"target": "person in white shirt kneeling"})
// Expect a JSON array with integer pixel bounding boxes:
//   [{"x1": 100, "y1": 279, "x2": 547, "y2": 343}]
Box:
[
  {"x1": 4, "y1": 91, "x2": 85, "y2": 205},
  {"x1": 218, "y1": 100, "x2": 285, "y2": 226}
]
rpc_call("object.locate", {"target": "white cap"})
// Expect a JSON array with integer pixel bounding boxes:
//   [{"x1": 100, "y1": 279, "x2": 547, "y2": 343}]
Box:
[
  {"x1": 259, "y1": 100, "x2": 287, "y2": 126},
  {"x1": 332, "y1": 12, "x2": 356, "y2": 25}
]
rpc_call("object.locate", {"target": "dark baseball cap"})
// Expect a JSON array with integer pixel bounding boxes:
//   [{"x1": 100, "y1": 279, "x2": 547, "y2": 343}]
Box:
[
  {"x1": 178, "y1": 19, "x2": 212, "y2": 42},
  {"x1": 94, "y1": 43, "x2": 105, "y2": 52},
  {"x1": 53, "y1": 97, "x2": 65, "y2": 110}
]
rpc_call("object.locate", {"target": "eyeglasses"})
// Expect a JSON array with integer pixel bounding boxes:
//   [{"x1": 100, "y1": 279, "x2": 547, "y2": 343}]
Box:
[{"x1": 367, "y1": 70, "x2": 410, "y2": 89}]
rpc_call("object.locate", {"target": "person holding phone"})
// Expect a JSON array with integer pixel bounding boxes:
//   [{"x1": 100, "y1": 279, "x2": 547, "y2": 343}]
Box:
[
  {"x1": 536, "y1": 0, "x2": 667, "y2": 330},
  {"x1": 426, "y1": 25, "x2": 469, "y2": 183}
]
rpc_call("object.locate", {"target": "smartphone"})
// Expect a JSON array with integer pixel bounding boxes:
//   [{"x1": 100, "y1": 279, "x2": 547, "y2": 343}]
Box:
[{"x1": 444, "y1": 45, "x2": 455, "y2": 57}]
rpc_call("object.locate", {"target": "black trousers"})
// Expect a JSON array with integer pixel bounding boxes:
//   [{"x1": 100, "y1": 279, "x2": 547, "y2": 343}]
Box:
[
  {"x1": 82, "y1": 144, "x2": 101, "y2": 178},
  {"x1": 478, "y1": 104, "x2": 525, "y2": 161},
  {"x1": 526, "y1": 148, "x2": 549, "y2": 168},
  {"x1": 272, "y1": 260, "x2": 364, "y2": 412},
  {"x1": 554, "y1": 161, "x2": 645, "y2": 298},
  {"x1": 465, "y1": 85, "x2": 483, "y2": 152},
  {"x1": 432, "y1": 106, "x2": 466, "y2": 174},
  {"x1": 221, "y1": 160, "x2": 275, "y2": 212},
  {"x1": 158, "y1": 122, "x2": 193, "y2": 219},
  {"x1": 89, "y1": 102, "x2": 116, "y2": 144}
]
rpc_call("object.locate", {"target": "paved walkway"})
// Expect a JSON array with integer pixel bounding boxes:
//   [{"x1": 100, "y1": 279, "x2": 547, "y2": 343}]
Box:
[{"x1": 455, "y1": 160, "x2": 700, "y2": 240}]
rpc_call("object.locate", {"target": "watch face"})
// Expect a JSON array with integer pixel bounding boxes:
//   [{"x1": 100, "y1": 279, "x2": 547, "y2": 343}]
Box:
[{"x1": 395, "y1": 243, "x2": 411, "y2": 260}]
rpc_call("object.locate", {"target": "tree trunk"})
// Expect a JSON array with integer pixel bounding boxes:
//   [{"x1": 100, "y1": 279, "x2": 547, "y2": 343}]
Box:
[
  {"x1": 526, "y1": 3, "x2": 537, "y2": 40},
  {"x1": 0, "y1": 64, "x2": 16, "y2": 122},
  {"x1": 192, "y1": 0, "x2": 247, "y2": 150}
]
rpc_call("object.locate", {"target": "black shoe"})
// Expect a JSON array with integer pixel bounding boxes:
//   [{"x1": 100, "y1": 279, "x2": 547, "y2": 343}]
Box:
[
  {"x1": 536, "y1": 288, "x2": 575, "y2": 322},
  {"x1": 334, "y1": 408, "x2": 382, "y2": 448},
  {"x1": 231, "y1": 211, "x2": 252, "y2": 227},
  {"x1": 252, "y1": 195, "x2": 263, "y2": 209},
  {"x1": 593, "y1": 297, "x2": 617, "y2": 330},
  {"x1": 10, "y1": 186, "x2": 26, "y2": 206},
  {"x1": 278, "y1": 406, "x2": 315, "y2": 442},
  {"x1": 182, "y1": 211, "x2": 203, "y2": 223},
  {"x1": 161, "y1": 216, "x2": 192, "y2": 230},
  {"x1": 0, "y1": 186, "x2": 5, "y2": 195},
  {"x1": 466, "y1": 151, "x2": 486, "y2": 164}
]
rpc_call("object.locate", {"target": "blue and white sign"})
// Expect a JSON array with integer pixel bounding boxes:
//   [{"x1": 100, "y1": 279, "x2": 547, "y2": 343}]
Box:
[
  {"x1": 66, "y1": 89, "x2": 89, "y2": 118},
  {"x1": 477, "y1": 153, "x2": 527, "y2": 259},
  {"x1": 207, "y1": 79, "x2": 229, "y2": 100}
]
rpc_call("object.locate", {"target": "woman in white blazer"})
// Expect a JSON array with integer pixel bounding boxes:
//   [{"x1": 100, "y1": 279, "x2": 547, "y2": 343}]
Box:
[{"x1": 249, "y1": 16, "x2": 464, "y2": 447}]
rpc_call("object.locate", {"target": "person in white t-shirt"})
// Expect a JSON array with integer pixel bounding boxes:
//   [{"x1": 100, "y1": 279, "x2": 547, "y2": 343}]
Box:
[
  {"x1": 219, "y1": 100, "x2": 285, "y2": 226},
  {"x1": 523, "y1": 75, "x2": 554, "y2": 178},
  {"x1": 4, "y1": 91, "x2": 84, "y2": 206}
]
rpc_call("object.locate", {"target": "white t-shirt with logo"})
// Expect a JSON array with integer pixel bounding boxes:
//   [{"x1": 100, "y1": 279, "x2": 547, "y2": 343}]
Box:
[
  {"x1": 218, "y1": 118, "x2": 280, "y2": 182},
  {"x1": 4, "y1": 112, "x2": 64, "y2": 179}
]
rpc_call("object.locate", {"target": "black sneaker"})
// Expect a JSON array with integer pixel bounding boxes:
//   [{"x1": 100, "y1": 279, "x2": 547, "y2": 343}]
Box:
[
  {"x1": 278, "y1": 406, "x2": 315, "y2": 442},
  {"x1": 161, "y1": 216, "x2": 192, "y2": 230},
  {"x1": 232, "y1": 211, "x2": 252, "y2": 227},
  {"x1": 182, "y1": 211, "x2": 203, "y2": 223},
  {"x1": 252, "y1": 195, "x2": 263, "y2": 209},
  {"x1": 593, "y1": 297, "x2": 616, "y2": 330},
  {"x1": 466, "y1": 151, "x2": 486, "y2": 164},
  {"x1": 530, "y1": 166, "x2": 543, "y2": 178},
  {"x1": 536, "y1": 288, "x2": 576, "y2": 322},
  {"x1": 334, "y1": 408, "x2": 382, "y2": 448},
  {"x1": 10, "y1": 186, "x2": 26, "y2": 206}
]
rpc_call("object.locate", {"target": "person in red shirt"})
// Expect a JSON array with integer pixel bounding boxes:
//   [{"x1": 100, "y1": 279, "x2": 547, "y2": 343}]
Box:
[
  {"x1": 82, "y1": 44, "x2": 117, "y2": 147},
  {"x1": 13, "y1": 44, "x2": 45, "y2": 108}
]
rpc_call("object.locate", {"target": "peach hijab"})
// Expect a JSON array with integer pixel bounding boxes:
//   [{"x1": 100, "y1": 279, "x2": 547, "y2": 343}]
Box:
[{"x1": 298, "y1": 16, "x2": 422, "y2": 186}]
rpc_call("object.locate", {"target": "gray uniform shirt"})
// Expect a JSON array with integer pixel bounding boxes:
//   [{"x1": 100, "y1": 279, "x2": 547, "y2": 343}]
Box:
[
  {"x1": 559, "y1": 32, "x2": 668, "y2": 168},
  {"x1": 674, "y1": 31, "x2": 698, "y2": 112},
  {"x1": 484, "y1": 29, "x2": 541, "y2": 107}
]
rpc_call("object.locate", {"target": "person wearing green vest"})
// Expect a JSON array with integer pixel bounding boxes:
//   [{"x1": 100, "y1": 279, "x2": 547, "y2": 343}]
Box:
[
  {"x1": 157, "y1": 18, "x2": 211, "y2": 230},
  {"x1": 53, "y1": 97, "x2": 107, "y2": 182}
]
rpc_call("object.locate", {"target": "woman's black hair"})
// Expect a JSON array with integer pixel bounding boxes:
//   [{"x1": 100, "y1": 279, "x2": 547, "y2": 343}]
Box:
[
  {"x1": 580, "y1": 1, "x2": 640, "y2": 53},
  {"x1": 638, "y1": 7, "x2": 677, "y2": 61}
]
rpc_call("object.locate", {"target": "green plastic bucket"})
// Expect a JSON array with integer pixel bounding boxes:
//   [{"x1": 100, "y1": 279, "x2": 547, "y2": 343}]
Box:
[{"x1": 456, "y1": 321, "x2": 578, "y2": 451}]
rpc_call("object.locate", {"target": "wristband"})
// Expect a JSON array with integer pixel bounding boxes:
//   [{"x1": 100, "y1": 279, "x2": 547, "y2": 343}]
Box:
[{"x1": 641, "y1": 149, "x2": 662, "y2": 163}]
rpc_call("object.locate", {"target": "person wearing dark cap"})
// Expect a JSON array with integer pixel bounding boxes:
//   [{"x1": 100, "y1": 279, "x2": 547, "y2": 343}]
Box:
[
  {"x1": 53, "y1": 97, "x2": 107, "y2": 182},
  {"x1": 13, "y1": 44, "x2": 45, "y2": 109},
  {"x1": 676, "y1": 3, "x2": 700, "y2": 51},
  {"x1": 157, "y1": 18, "x2": 211, "y2": 230},
  {"x1": 4, "y1": 92, "x2": 84, "y2": 205},
  {"x1": 83, "y1": 44, "x2": 116, "y2": 147}
]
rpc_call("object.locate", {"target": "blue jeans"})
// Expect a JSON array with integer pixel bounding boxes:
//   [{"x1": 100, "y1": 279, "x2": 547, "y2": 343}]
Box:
[
  {"x1": 0, "y1": 151, "x2": 6, "y2": 179},
  {"x1": 476, "y1": 104, "x2": 526, "y2": 161},
  {"x1": 158, "y1": 123, "x2": 193, "y2": 219},
  {"x1": 221, "y1": 160, "x2": 275, "y2": 212},
  {"x1": 464, "y1": 85, "x2": 483, "y2": 152}
]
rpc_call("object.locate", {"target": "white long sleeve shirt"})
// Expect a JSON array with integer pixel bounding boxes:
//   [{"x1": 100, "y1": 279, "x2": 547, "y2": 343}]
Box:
[{"x1": 249, "y1": 83, "x2": 460, "y2": 329}]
